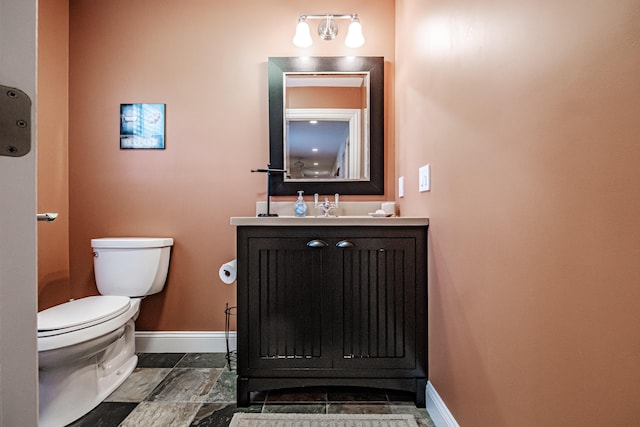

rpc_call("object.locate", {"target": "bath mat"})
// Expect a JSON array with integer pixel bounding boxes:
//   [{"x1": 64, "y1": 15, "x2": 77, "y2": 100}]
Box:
[{"x1": 229, "y1": 413, "x2": 418, "y2": 427}]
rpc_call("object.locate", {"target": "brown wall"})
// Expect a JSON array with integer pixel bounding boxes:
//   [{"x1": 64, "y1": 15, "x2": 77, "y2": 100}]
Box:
[
  {"x1": 396, "y1": 0, "x2": 640, "y2": 425},
  {"x1": 287, "y1": 86, "x2": 364, "y2": 109},
  {"x1": 37, "y1": 0, "x2": 70, "y2": 311},
  {"x1": 66, "y1": 0, "x2": 395, "y2": 331}
]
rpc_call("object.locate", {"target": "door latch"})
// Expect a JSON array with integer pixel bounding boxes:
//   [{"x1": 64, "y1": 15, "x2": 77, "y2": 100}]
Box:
[{"x1": 0, "y1": 84, "x2": 32, "y2": 157}]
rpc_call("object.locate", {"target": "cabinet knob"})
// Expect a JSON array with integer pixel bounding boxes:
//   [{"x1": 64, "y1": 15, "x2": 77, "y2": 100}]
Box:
[
  {"x1": 307, "y1": 239, "x2": 328, "y2": 248},
  {"x1": 336, "y1": 240, "x2": 355, "y2": 248}
]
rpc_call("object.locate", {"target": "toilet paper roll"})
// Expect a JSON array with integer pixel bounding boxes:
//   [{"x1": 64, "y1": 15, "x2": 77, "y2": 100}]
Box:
[{"x1": 219, "y1": 259, "x2": 237, "y2": 284}]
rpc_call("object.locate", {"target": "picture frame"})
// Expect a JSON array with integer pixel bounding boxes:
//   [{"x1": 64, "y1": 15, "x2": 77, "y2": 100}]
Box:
[{"x1": 120, "y1": 103, "x2": 166, "y2": 149}]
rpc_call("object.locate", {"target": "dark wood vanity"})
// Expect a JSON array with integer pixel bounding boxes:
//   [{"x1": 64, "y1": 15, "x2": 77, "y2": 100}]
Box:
[{"x1": 232, "y1": 218, "x2": 428, "y2": 407}]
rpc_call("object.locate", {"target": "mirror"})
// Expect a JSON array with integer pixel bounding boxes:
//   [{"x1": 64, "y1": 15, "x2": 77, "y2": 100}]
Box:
[{"x1": 268, "y1": 57, "x2": 384, "y2": 195}]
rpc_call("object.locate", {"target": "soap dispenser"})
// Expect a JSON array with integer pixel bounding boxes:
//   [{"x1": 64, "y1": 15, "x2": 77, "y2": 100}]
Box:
[{"x1": 294, "y1": 191, "x2": 307, "y2": 217}]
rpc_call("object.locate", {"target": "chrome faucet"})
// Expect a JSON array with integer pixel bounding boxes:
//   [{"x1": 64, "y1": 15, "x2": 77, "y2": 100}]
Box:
[{"x1": 314, "y1": 193, "x2": 339, "y2": 217}]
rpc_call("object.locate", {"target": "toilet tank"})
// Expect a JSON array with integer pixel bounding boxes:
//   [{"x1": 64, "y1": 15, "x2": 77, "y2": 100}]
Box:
[{"x1": 91, "y1": 237, "x2": 173, "y2": 297}]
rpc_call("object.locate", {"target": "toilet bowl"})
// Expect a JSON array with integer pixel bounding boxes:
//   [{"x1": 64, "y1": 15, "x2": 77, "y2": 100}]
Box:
[{"x1": 38, "y1": 237, "x2": 173, "y2": 427}]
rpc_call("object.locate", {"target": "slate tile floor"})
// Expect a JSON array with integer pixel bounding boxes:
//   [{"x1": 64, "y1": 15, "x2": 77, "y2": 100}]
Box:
[{"x1": 68, "y1": 353, "x2": 435, "y2": 427}]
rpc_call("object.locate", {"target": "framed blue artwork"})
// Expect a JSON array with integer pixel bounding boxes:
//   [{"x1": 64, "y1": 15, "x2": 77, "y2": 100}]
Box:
[{"x1": 120, "y1": 103, "x2": 166, "y2": 149}]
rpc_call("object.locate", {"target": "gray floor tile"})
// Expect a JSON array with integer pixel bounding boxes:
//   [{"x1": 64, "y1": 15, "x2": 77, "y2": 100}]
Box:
[
  {"x1": 105, "y1": 368, "x2": 172, "y2": 402},
  {"x1": 176, "y1": 353, "x2": 228, "y2": 369},
  {"x1": 189, "y1": 402, "x2": 261, "y2": 426},
  {"x1": 148, "y1": 368, "x2": 222, "y2": 402},
  {"x1": 327, "y1": 388, "x2": 388, "y2": 402},
  {"x1": 66, "y1": 401, "x2": 137, "y2": 427},
  {"x1": 136, "y1": 353, "x2": 186, "y2": 368},
  {"x1": 204, "y1": 369, "x2": 237, "y2": 403},
  {"x1": 119, "y1": 401, "x2": 201, "y2": 427},
  {"x1": 327, "y1": 403, "x2": 393, "y2": 414},
  {"x1": 266, "y1": 387, "x2": 327, "y2": 403}
]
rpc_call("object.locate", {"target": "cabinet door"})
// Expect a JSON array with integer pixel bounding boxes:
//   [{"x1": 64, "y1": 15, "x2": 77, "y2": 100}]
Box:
[
  {"x1": 333, "y1": 236, "x2": 420, "y2": 371},
  {"x1": 246, "y1": 236, "x2": 333, "y2": 370}
]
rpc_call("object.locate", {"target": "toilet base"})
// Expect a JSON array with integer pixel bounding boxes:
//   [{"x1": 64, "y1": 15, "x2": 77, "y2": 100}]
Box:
[{"x1": 39, "y1": 319, "x2": 137, "y2": 427}]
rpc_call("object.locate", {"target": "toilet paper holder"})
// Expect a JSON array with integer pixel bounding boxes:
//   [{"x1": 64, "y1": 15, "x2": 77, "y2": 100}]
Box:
[
  {"x1": 224, "y1": 303, "x2": 236, "y2": 371},
  {"x1": 37, "y1": 212, "x2": 58, "y2": 222}
]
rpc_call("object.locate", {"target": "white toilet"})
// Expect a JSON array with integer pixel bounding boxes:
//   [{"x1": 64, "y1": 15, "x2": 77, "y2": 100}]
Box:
[{"x1": 37, "y1": 237, "x2": 173, "y2": 427}]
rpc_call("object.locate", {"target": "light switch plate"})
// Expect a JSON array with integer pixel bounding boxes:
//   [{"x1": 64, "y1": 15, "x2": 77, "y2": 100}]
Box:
[
  {"x1": 419, "y1": 164, "x2": 430, "y2": 192},
  {"x1": 398, "y1": 176, "x2": 405, "y2": 198}
]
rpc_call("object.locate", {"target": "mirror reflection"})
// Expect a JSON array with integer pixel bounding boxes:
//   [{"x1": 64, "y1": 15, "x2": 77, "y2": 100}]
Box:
[{"x1": 284, "y1": 73, "x2": 369, "y2": 181}]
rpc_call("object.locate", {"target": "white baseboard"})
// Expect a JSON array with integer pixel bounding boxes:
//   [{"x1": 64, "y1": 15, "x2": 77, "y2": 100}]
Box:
[
  {"x1": 135, "y1": 331, "x2": 236, "y2": 353},
  {"x1": 426, "y1": 381, "x2": 460, "y2": 427}
]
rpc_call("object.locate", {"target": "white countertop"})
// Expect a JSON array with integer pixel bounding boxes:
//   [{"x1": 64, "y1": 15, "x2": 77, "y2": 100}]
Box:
[{"x1": 230, "y1": 216, "x2": 429, "y2": 226}]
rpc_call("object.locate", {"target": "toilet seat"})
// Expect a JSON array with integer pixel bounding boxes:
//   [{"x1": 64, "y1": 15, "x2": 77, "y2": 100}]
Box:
[
  {"x1": 38, "y1": 295, "x2": 131, "y2": 338},
  {"x1": 38, "y1": 297, "x2": 140, "y2": 353}
]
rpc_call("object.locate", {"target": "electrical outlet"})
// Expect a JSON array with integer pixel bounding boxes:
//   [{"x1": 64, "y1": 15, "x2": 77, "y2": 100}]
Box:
[
  {"x1": 398, "y1": 176, "x2": 405, "y2": 198},
  {"x1": 419, "y1": 164, "x2": 430, "y2": 192}
]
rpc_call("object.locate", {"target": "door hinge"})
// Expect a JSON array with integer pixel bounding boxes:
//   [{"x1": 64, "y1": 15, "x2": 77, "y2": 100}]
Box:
[{"x1": 1, "y1": 85, "x2": 32, "y2": 157}]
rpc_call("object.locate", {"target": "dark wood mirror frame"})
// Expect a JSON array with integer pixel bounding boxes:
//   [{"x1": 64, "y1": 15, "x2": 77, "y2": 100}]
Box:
[{"x1": 268, "y1": 56, "x2": 384, "y2": 196}]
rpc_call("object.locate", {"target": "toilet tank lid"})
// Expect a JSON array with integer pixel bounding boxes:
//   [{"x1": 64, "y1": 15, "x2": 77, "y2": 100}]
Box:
[{"x1": 91, "y1": 237, "x2": 174, "y2": 248}]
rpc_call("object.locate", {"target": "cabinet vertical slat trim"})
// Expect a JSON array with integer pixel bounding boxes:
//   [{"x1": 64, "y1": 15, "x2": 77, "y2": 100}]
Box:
[
  {"x1": 394, "y1": 249, "x2": 406, "y2": 358},
  {"x1": 256, "y1": 244, "x2": 325, "y2": 361},
  {"x1": 340, "y1": 245, "x2": 409, "y2": 360}
]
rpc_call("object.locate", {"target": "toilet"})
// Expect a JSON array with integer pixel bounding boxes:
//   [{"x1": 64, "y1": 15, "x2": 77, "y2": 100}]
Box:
[{"x1": 37, "y1": 237, "x2": 173, "y2": 427}]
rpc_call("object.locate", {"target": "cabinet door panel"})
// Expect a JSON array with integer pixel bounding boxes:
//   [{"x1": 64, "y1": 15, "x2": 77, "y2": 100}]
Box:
[
  {"x1": 248, "y1": 237, "x2": 332, "y2": 369},
  {"x1": 335, "y1": 237, "x2": 417, "y2": 370}
]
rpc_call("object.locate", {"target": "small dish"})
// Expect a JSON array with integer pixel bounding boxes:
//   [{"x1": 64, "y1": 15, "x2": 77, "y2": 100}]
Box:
[{"x1": 368, "y1": 212, "x2": 393, "y2": 218}]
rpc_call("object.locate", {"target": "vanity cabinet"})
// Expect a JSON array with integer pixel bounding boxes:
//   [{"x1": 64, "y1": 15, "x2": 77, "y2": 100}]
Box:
[{"x1": 235, "y1": 224, "x2": 427, "y2": 406}]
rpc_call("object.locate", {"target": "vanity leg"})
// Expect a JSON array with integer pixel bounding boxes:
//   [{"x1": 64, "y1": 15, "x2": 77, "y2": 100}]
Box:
[
  {"x1": 237, "y1": 377, "x2": 250, "y2": 407},
  {"x1": 415, "y1": 378, "x2": 427, "y2": 407}
]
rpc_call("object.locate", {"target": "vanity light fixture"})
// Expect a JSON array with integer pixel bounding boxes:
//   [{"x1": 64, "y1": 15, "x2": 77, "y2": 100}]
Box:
[{"x1": 293, "y1": 13, "x2": 365, "y2": 48}]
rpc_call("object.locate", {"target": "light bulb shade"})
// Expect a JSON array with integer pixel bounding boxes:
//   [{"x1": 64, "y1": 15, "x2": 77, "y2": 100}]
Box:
[
  {"x1": 293, "y1": 18, "x2": 312, "y2": 47},
  {"x1": 345, "y1": 18, "x2": 365, "y2": 48}
]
